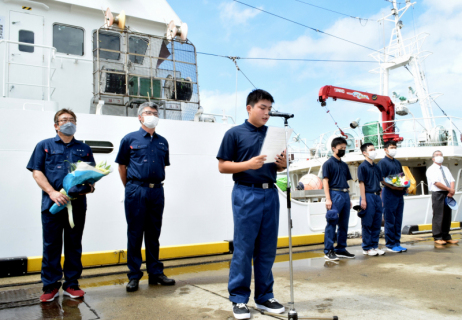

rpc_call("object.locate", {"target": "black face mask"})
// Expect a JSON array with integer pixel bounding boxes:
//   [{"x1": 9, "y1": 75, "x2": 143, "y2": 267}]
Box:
[{"x1": 336, "y1": 149, "x2": 346, "y2": 158}]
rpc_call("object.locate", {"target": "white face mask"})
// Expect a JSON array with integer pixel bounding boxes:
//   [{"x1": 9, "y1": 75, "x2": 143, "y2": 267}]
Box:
[
  {"x1": 387, "y1": 149, "x2": 397, "y2": 158},
  {"x1": 434, "y1": 156, "x2": 444, "y2": 164},
  {"x1": 367, "y1": 150, "x2": 377, "y2": 161},
  {"x1": 143, "y1": 115, "x2": 159, "y2": 129}
]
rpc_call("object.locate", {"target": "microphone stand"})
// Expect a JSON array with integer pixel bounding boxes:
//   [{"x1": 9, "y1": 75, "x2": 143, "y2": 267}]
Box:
[
  {"x1": 273, "y1": 115, "x2": 339, "y2": 320},
  {"x1": 282, "y1": 116, "x2": 297, "y2": 320}
]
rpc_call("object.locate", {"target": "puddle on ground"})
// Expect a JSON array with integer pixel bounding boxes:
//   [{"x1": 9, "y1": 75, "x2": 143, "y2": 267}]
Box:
[
  {"x1": 0, "y1": 296, "x2": 98, "y2": 320},
  {"x1": 1, "y1": 233, "x2": 460, "y2": 319}
]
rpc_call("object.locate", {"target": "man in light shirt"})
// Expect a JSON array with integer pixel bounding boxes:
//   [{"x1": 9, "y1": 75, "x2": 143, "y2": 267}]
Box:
[{"x1": 426, "y1": 150, "x2": 459, "y2": 245}]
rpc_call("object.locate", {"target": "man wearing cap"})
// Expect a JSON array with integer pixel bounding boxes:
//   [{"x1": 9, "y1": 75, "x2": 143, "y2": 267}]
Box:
[
  {"x1": 116, "y1": 102, "x2": 175, "y2": 292},
  {"x1": 358, "y1": 143, "x2": 385, "y2": 256},
  {"x1": 426, "y1": 150, "x2": 459, "y2": 245}
]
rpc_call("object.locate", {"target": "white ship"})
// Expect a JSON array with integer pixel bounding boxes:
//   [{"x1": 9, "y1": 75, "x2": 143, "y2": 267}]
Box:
[{"x1": 0, "y1": 0, "x2": 460, "y2": 275}]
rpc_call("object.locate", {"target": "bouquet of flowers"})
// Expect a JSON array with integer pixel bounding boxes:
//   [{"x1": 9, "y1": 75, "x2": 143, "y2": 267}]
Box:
[
  {"x1": 49, "y1": 161, "x2": 112, "y2": 228},
  {"x1": 384, "y1": 172, "x2": 410, "y2": 188}
]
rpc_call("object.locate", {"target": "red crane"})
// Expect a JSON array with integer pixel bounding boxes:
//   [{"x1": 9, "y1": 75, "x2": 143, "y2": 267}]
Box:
[{"x1": 318, "y1": 85, "x2": 403, "y2": 142}]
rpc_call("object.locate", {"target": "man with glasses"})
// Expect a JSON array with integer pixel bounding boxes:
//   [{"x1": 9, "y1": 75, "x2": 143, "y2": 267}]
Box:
[
  {"x1": 426, "y1": 150, "x2": 459, "y2": 245},
  {"x1": 115, "y1": 102, "x2": 175, "y2": 292},
  {"x1": 27, "y1": 109, "x2": 95, "y2": 302}
]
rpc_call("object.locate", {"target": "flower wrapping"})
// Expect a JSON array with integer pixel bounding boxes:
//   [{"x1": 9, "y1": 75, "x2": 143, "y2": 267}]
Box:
[
  {"x1": 384, "y1": 172, "x2": 410, "y2": 188},
  {"x1": 49, "y1": 161, "x2": 112, "y2": 227}
]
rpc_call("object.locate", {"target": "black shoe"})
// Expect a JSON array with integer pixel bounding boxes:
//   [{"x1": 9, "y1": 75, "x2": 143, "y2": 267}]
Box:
[
  {"x1": 232, "y1": 303, "x2": 250, "y2": 319},
  {"x1": 149, "y1": 273, "x2": 175, "y2": 286},
  {"x1": 324, "y1": 250, "x2": 339, "y2": 261},
  {"x1": 256, "y1": 298, "x2": 285, "y2": 314},
  {"x1": 336, "y1": 250, "x2": 355, "y2": 259},
  {"x1": 126, "y1": 279, "x2": 139, "y2": 292}
]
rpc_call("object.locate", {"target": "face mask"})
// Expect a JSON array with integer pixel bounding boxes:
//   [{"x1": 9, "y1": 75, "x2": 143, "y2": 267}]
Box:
[
  {"x1": 434, "y1": 156, "x2": 444, "y2": 164},
  {"x1": 336, "y1": 149, "x2": 346, "y2": 158},
  {"x1": 367, "y1": 150, "x2": 377, "y2": 160},
  {"x1": 387, "y1": 149, "x2": 397, "y2": 158},
  {"x1": 59, "y1": 122, "x2": 76, "y2": 136},
  {"x1": 143, "y1": 115, "x2": 159, "y2": 129}
]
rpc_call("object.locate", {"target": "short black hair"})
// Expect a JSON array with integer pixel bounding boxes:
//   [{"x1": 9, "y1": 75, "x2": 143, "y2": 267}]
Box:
[
  {"x1": 360, "y1": 143, "x2": 374, "y2": 154},
  {"x1": 246, "y1": 89, "x2": 274, "y2": 107},
  {"x1": 331, "y1": 137, "x2": 347, "y2": 148},
  {"x1": 384, "y1": 140, "x2": 397, "y2": 149}
]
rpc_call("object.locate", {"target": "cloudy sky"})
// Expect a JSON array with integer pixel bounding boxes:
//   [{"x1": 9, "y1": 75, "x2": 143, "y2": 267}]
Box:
[{"x1": 168, "y1": 0, "x2": 462, "y2": 146}]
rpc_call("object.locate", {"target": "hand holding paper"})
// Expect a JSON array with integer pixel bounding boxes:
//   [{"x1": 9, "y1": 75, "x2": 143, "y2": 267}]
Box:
[{"x1": 259, "y1": 127, "x2": 293, "y2": 164}]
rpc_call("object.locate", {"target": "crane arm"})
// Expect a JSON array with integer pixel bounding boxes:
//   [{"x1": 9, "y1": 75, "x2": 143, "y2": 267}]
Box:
[{"x1": 318, "y1": 85, "x2": 402, "y2": 142}]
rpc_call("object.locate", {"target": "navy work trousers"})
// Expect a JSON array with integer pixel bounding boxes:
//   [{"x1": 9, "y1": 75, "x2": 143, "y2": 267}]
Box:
[
  {"x1": 41, "y1": 200, "x2": 86, "y2": 291},
  {"x1": 360, "y1": 193, "x2": 382, "y2": 251},
  {"x1": 324, "y1": 191, "x2": 350, "y2": 254},
  {"x1": 228, "y1": 184, "x2": 279, "y2": 304},
  {"x1": 125, "y1": 182, "x2": 165, "y2": 280},
  {"x1": 382, "y1": 187, "x2": 404, "y2": 249}
]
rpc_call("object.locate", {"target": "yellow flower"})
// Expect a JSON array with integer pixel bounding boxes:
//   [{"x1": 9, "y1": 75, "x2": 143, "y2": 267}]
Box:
[{"x1": 392, "y1": 177, "x2": 397, "y2": 183}]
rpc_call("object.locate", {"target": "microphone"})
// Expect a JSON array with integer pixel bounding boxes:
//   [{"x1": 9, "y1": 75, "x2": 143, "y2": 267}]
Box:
[{"x1": 269, "y1": 111, "x2": 294, "y2": 118}]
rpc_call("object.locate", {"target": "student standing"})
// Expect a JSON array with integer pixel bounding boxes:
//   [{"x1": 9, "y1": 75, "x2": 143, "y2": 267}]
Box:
[
  {"x1": 322, "y1": 137, "x2": 355, "y2": 261},
  {"x1": 358, "y1": 143, "x2": 385, "y2": 256},
  {"x1": 426, "y1": 150, "x2": 459, "y2": 245},
  {"x1": 378, "y1": 141, "x2": 407, "y2": 253},
  {"x1": 217, "y1": 89, "x2": 287, "y2": 320}
]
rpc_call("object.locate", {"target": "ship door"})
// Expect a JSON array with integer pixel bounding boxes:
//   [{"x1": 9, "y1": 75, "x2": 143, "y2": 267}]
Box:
[{"x1": 8, "y1": 11, "x2": 44, "y2": 100}]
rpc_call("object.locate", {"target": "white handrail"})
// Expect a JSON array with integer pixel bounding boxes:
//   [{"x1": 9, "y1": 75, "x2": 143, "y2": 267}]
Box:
[
  {"x1": 0, "y1": 40, "x2": 57, "y2": 100},
  {"x1": 0, "y1": 40, "x2": 56, "y2": 50},
  {"x1": 456, "y1": 168, "x2": 462, "y2": 191}
]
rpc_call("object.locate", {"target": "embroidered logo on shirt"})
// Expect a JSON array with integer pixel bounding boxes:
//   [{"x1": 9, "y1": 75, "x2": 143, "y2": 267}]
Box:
[
  {"x1": 130, "y1": 146, "x2": 133, "y2": 149},
  {"x1": 159, "y1": 142, "x2": 165, "y2": 145},
  {"x1": 45, "y1": 149, "x2": 48, "y2": 153}
]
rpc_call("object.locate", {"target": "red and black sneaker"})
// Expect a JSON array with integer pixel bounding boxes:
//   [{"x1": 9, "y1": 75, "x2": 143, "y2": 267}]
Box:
[
  {"x1": 40, "y1": 287, "x2": 59, "y2": 302},
  {"x1": 63, "y1": 286, "x2": 85, "y2": 298}
]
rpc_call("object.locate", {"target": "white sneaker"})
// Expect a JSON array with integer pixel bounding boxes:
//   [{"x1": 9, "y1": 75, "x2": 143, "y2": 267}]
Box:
[
  {"x1": 374, "y1": 248, "x2": 385, "y2": 255},
  {"x1": 365, "y1": 249, "x2": 378, "y2": 256}
]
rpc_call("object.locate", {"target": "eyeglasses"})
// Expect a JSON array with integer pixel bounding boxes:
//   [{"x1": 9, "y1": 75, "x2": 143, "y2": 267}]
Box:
[
  {"x1": 57, "y1": 118, "x2": 76, "y2": 124},
  {"x1": 142, "y1": 111, "x2": 159, "y2": 116}
]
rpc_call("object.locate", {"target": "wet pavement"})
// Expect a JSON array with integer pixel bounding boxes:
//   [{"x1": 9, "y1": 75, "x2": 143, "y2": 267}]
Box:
[{"x1": 1, "y1": 232, "x2": 461, "y2": 320}]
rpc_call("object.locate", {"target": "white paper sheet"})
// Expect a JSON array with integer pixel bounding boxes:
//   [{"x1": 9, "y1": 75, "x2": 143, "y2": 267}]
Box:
[{"x1": 259, "y1": 127, "x2": 293, "y2": 164}]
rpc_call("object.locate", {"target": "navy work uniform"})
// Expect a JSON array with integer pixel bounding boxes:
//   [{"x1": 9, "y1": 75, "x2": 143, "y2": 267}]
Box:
[
  {"x1": 115, "y1": 127, "x2": 170, "y2": 280},
  {"x1": 358, "y1": 161, "x2": 383, "y2": 251},
  {"x1": 27, "y1": 135, "x2": 94, "y2": 291},
  {"x1": 378, "y1": 156, "x2": 405, "y2": 249},
  {"x1": 322, "y1": 157, "x2": 352, "y2": 254},
  {"x1": 217, "y1": 120, "x2": 280, "y2": 305}
]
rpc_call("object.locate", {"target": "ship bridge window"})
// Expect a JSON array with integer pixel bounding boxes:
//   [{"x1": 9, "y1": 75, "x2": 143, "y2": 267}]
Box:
[
  {"x1": 129, "y1": 36, "x2": 148, "y2": 64},
  {"x1": 18, "y1": 30, "x2": 34, "y2": 53},
  {"x1": 53, "y1": 24, "x2": 84, "y2": 56},
  {"x1": 80, "y1": 140, "x2": 114, "y2": 154},
  {"x1": 93, "y1": 31, "x2": 120, "y2": 60}
]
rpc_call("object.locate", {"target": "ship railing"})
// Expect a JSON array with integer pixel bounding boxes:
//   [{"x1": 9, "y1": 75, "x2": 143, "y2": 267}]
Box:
[
  {"x1": 455, "y1": 168, "x2": 462, "y2": 192},
  {"x1": 308, "y1": 115, "x2": 462, "y2": 157},
  {"x1": 92, "y1": 27, "x2": 200, "y2": 121},
  {"x1": 370, "y1": 32, "x2": 430, "y2": 63},
  {"x1": 0, "y1": 40, "x2": 57, "y2": 101}
]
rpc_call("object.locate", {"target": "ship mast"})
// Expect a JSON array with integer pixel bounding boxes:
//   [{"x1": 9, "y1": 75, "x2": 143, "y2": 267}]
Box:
[{"x1": 370, "y1": 0, "x2": 435, "y2": 132}]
